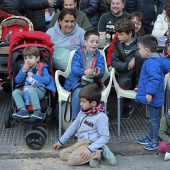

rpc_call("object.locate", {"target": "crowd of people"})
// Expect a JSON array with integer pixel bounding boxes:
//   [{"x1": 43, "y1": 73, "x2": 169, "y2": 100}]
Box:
[{"x1": 1, "y1": 0, "x2": 170, "y2": 168}]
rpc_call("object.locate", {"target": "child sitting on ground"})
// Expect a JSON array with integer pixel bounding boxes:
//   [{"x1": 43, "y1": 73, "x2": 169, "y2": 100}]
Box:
[
  {"x1": 12, "y1": 46, "x2": 56, "y2": 120},
  {"x1": 64, "y1": 30, "x2": 105, "y2": 120},
  {"x1": 136, "y1": 35, "x2": 170, "y2": 150},
  {"x1": 158, "y1": 109, "x2": 170, "y2": 161},
  {"x1": 111, "y1": 18, "x2": 143, "y2": 119},
  {"x1": 53, "y1": 84, "x2": 116, "y2": 168}
]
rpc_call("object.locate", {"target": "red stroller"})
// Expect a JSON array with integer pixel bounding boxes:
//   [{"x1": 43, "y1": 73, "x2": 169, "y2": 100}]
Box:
[
  {"x1": 0, "y1": 16, "x2": 34, "y2": 92},
  {"x1": 6, "y1": 31, "x2": 56, "y2": 150}
]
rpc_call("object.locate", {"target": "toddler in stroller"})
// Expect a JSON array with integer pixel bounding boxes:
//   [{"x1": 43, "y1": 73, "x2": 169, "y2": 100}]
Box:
[{"x1": 12, "y1": 46, "x2": 56, "y2": 120}]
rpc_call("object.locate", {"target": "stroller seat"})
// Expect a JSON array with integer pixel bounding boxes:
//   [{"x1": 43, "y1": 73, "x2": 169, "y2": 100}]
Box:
[{"x1": 5, "y1": 31, "x2": 56, "y2": 150}]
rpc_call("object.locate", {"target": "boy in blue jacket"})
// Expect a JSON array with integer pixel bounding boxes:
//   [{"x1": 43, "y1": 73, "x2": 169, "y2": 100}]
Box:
[
  {"x1": 136, "y1": 35, "x2": 170, "y2": 150},
  {"x1": 64, "y1": 30, "x2": 105, "y2": 120},
  {"x1": 12, "y1": 46, "x2": 56, "y2": 120},
  {"x1": 53, "y1": 84, "x2": 116, "y2": 168}
]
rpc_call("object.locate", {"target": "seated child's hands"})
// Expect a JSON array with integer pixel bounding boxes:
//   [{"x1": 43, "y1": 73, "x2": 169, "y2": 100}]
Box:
[
  {"x1": 85, "y1": 69, "x2": 94, "y2": 76},
  {"x1": 128, "y1": 58, "x2": 135, "y2": 70},
  {"x1": 27, "y1": 72, "x2": 33, "y2": 77},
  {"x1": 93, "y1": 67, "x2": 100, "y2": 76},
  {"x1": 22, "y1": 63, "x2": 29, "y2": 72},
  {"x1": 80, "y1": 149, "x2": 90, "y2": 159},
  {"x1": 146, "y1": 94, "x2": 152, "y2": 103},
  {"x1": 53, "y1": 142, "x2": 61, "y2": 150}
]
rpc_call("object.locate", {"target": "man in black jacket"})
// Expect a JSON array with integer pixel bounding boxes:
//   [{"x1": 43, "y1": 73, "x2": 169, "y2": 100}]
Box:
[{"x1": 24, "y1": 0, "x2": 63, "y2": 32}]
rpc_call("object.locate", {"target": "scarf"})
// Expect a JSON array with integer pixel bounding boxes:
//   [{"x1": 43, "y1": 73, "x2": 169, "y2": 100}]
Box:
[{"x1": 82, "y1": 104, "x2": 105, "y2": 115}]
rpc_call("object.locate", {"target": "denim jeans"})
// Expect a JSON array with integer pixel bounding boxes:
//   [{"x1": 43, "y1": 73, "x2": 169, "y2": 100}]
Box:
[
  {"x1": 12, "y1": 88, "x2": 45, "y2": 110},
  {"x1": 71, "y1": 83, "x2": 83, "y2": 119},
  {"x1": 147, "y1": 104, "x2": 160, "y2": 141}
]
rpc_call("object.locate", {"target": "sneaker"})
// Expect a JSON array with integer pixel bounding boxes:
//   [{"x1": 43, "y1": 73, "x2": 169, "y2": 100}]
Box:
[
  {"x1": 31, "y1": 110, "x2": 42, "y2": 119},
  {"x1": 164, "y1": 152, "x2": 170, "y2": 161},
  {"x1": 121, "y1": 104, "x2": 134, "y2": 119},
  {"x1": 89, "y1": 159, "x2": 100, "y2": 168},
  {"x1": 102, "y1": 145, "x2": 116, "y2": 166},
  {"x1": 137, "y1": 135, "x2": 152, "y2": 145},
  {"x1": 144, "y1": 141, "x2": 159, "y2": 151},
  {"x1": 12, "y1": 109, "x2": 30, "y2": 119}
]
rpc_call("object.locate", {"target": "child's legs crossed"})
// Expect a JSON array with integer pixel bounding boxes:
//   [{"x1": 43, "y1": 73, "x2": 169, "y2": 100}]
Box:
[
  {"x1": 158, "y1": 141, "x2": 170, "y2": 153},
  {"x1": 12, "y1": 89, "x2": 25, "y2": 110},
  {"x1": 67, "y1": 141, "x2": 101, "y2": 166},
  {"x1": 60, "y1": 145, "x2": 74, "y2": 161},
  {"x1": 148, "y1": 105, "x2": 160, "y2": 141},
  {"x1": 28, "y1": 88, "x2": 45, "y2": 110}
]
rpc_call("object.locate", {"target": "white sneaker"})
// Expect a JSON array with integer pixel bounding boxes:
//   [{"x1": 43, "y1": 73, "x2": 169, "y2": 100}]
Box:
[{"x1": 164, "y1": 152, "x2": 170, "y2": 161}]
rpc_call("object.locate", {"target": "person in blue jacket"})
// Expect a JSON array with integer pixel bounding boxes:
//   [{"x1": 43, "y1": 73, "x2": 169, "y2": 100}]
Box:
[
  {"x1": 12, "y1": 46, "x2": 56, "y2": 120},
  {"x1": 136, "y1": 35, "x2": 170, "y2": 150},
  {"x1": 64, "y1": 30, "x2": 105, "y2": 120}
]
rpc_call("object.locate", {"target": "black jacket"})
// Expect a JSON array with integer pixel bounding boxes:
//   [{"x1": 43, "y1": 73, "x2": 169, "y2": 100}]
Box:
[
  {"x1": 80, "y1": 0, "x2": 99, "y2": 30},
  {"x1": 24, "y1": 0, "x2": 62, "y2": 32},
  {"x1": 137, "y1": 0, "x2": 167, "y2": 24},
  {"x1": 125, "y1": 0, "x2": 138, "y2": 14}
]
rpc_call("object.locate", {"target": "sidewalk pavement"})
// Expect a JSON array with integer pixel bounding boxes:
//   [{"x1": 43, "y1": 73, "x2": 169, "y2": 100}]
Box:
[{"x1": 0, "y1": 89, "x2": 164, "y2": 160}]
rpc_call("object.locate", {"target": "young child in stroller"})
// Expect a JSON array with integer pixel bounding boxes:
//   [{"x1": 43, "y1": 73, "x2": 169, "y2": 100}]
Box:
[{"x1": 12, "y1": 46, "x2": 56, "y2": 120}]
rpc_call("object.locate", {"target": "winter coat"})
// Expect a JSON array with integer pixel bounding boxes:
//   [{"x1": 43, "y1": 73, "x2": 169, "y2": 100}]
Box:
[
  {"x1": 152, "y1": 11, "x2": 169, "y2": 38},
  {"x1": 98, "y1": 0, "x2": 110, "y2": 16},
  {"x1": 137, "y1": 0, "x2": 167, "y2": 25},
  {"x1": 15, "y1": 62, "x2": 56, "y2": 93},
  {"x1": 125, "y1": 0, "x2": 138, "y2": 14},
  {"x1": 49, "y1": 8, "x2": 93, "y2": 31},
  {"x1": 46, "y1": 21, "x2": 85, "y2": 51},
  {"x1": 98, "y1": 10, "x2": 129, "y2": 32},
  {"x1": 80, "y1": 0, "x2": 100, "y2": 30},
  {"x1": 111, "y1": 34, "x2": 139, "y2": 72},
  {"x1": 58, "y1": 109, "x2": 109, "y2": 153},
  {"x1": 135, "y1": 53, "x2": 170, "y2": 107},
  {"x1": 64, "y1": 46, "x2": 105, "y2": 91},
  {"x1": 23, "y1": 0, "x2": 62, "y2": 32}
]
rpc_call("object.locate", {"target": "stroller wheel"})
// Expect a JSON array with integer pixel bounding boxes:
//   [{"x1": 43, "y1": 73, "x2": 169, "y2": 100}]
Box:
[
  {"x1": 5, "y1": 110, "x2": 11, "y2": 128},
  {"x1": 25, "y1": 130, "x2": 46, "y2": 150},
  {"x1": 33, "y1": 126, "x2": 47, "y2": 139}
]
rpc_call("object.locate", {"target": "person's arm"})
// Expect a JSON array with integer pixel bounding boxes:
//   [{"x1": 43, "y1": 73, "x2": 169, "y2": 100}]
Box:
[
  {"x1": 152, "y1": 14, "x2": 167, "y2": 37},
  {"x1": 49, "y1": 12, "x2": 59, "y2": 28},
  {"x1": 98, "y1": 13, "x2": 107, "y2": 32},
  {"x1": 80, "y1": 0, "x2": 99, "y2": 18},
  {"x1": 79, "y1": 11, "x2": 93, "y2": 31},
  {"x1": 0, "y1": 10, "x2": 13, "y2": 19},
  {"x1": 86, "y1": 114, "x2": 110, "y2": 153},
  {"x1": 158, "y1": 116, "x2": 170, "y2": 143}
]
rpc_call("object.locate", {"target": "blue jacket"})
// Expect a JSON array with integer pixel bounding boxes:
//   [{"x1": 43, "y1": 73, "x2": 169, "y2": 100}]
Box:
[
  {"x1": 58, "y1": 110, "x2": 109, "y2": 153},
  {"x1": 64, "y1": 47, "x2": 105, "y2": 91},
  {"x1": 15, "y1": 62, "x2": 56, "y2": 93},
  {"x1": 135, "y1": 53, "x2": 170, "y2": 107}
]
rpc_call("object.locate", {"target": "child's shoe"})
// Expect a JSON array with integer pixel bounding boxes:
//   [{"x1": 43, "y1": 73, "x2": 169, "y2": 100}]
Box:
[
  {"x1": 137, "y1": 135, "x2": 152, "y2": 145},
  {"x1": 164, "y1": 152, "x2": 170, "y2": 161},
  {"x1": 121, "y1": 104, "x2": 134, "y2": 119},
  {"x1": 31, "y1": 110, "x2": 42, "y2": 119},
  {"x1": 102, "y1": 145, "x2": 116, "y2": 166},
  {"x1": 12, "y1": 109, "x2": 30, "y2": 119},
  {"x1": 89, "y1": 159, "x2": 100, "y2": 168},
  {"x1": 144, "y1": 141, "x2": 159, "y2": 151}
]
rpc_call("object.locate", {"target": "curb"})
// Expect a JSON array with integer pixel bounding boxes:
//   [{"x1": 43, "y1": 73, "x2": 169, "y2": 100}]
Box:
[{"x1": 0, "y1": 143, "x2": 159, "y2": 160}]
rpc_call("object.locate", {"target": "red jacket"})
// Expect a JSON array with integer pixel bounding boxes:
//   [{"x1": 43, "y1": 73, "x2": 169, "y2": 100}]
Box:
[{"x1": 106, "y1": 33, "x2": 118, "y2": 66}]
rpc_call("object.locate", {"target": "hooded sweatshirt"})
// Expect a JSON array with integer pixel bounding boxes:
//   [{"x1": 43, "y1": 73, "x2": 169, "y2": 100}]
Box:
[
  {"x1": 46, "y1": 22, "x2": 85, "y2": 51},
  {"x1": 135, "y1": 53, "x2": 170, "y2": 107}
]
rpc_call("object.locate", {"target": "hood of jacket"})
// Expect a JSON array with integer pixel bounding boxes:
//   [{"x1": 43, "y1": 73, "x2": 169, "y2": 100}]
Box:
[{"x1": 147, "y1": 53, "x2": 170, "y2": 75}]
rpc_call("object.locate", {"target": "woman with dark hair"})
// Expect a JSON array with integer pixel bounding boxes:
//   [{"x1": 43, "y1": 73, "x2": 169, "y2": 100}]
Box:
[
  {"x1": 46, "y1": 8, "x2": 85, "y2": 70},
  {"x1": 152, "y1": 1, "x2": 170, "y2": 38}
]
